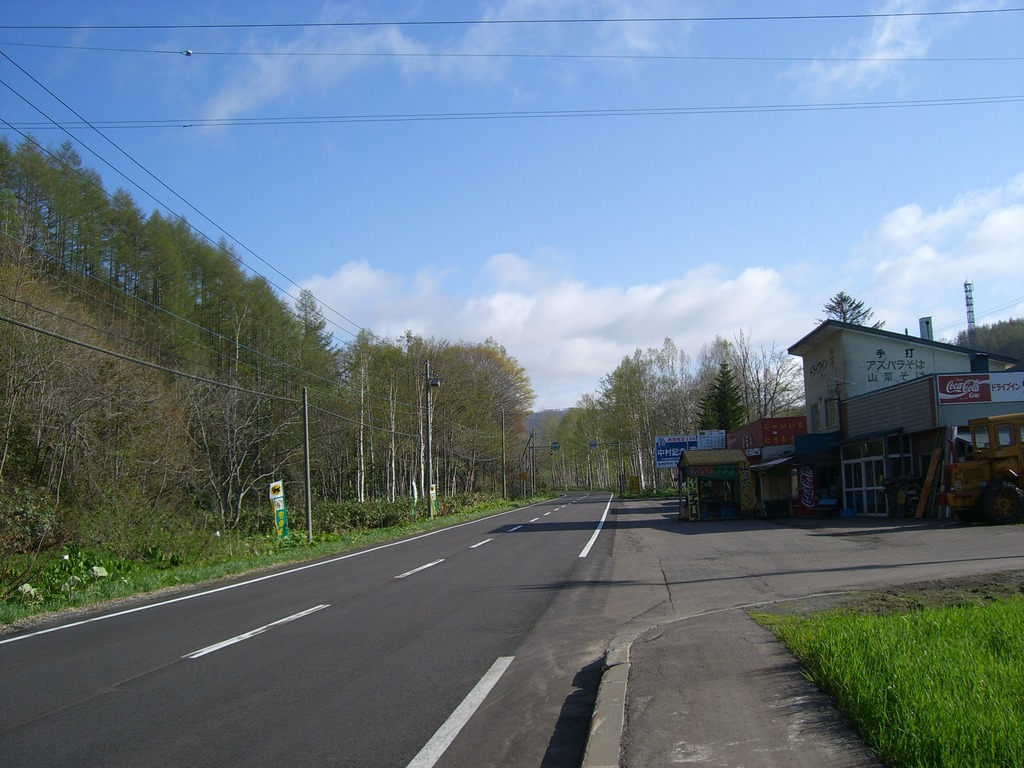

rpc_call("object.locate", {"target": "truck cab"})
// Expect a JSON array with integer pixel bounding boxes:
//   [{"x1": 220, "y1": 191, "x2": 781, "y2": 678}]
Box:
[{"x1": 943, "y1": 414, "x2": 1024, "y2": 524}]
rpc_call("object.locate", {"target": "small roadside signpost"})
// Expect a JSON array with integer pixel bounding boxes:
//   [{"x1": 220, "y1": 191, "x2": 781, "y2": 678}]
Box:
[{"x1": 269, "y1": 480, "x2": 288, "y2": 538}]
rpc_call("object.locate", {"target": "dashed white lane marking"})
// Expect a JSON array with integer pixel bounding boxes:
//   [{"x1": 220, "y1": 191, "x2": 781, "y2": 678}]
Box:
[
  {"x1": 395, "y1": 559, "x2": 445, "y2": 579},
  {"x1": 469, "y1": 539, "x2": 493, "y2": 549},
  {"x1": 183, "y1": 604, "x2": 329, "y2": 659},
  {"x1": 508, "y1": 525, "x2": 523, "y2": 532},
  {"x1": 406, "y1": 656, "x2": 515, "y2": 768}
]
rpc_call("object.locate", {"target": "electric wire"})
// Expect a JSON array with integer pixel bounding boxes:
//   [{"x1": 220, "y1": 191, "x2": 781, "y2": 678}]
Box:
[
  {"x1": 0, "y1": 310, "x2": 300, "y2": 403},
  {"x1": 0, "y1": 114, "x2": 416, "y2": 412},
  {"x1": 0, "y1": 190, "x2": 425, "y2": 415},
  {"x1": 0, "y1": 7, "x2": 1020, "y2": 30},
  {"x1": 8, "y1": 95, "x2": 1021, "y2": 132},
  {"x1": 1, "y1": 40, "x2": 1021, "y2": 63},
  {"x1": 0, "y1": 51, "x2": 370, "y2": 348}
]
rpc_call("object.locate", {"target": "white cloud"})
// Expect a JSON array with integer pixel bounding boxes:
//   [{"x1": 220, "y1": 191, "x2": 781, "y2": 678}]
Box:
[
  {"x1": 858, "y1": 173, "x2": 1024, "y2": 337},
  {"x1": 301, "y1": 171, "x2": 1024, "y2": 409},
  {"x1": 199, "y1": 0, "x2": 690, "y2": 121},
  {"x1": 303, "y1": 253, "x2": 806, "y2": 409},
  {"x1": 791, "y1": 0, "x2": 945, "y2": 97}
]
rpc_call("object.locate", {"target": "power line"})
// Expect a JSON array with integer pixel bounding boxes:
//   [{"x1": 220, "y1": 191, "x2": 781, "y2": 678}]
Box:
[
  {"x1": 1, "y1": 8, "x2": 1020, "y2": 30},
  {"x1": 0, "y1": 310, "x2": 300, "y2": 403},
  {"x1": 0, "y1": 50, "x2": 370, "y2": 347},
  {"x1": 1, "y1": 40, "x2": 1020, "y2": 64},
  {"x1": 934, "y1": 297, "x2": 1024, "y2": 334},
  {"x1": 0, "y1": 227, "x2": 425, "y2": 414},
  {"x1": 8, "y1": 95, "x2": 1021, "y2": 132}
]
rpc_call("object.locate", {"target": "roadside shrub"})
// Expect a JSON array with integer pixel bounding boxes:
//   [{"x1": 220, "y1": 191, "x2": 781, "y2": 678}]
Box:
[
  {"x1": 0, "y1": 486, "x2": 68, "y2": 599},
  {"x1": 315, "y1": 498, "x2": 416, "y2": 533}
]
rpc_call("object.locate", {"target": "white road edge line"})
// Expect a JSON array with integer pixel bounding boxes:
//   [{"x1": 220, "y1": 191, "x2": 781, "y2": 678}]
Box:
[
  {"x1": 395, "y1": 559, "x2": 445, "y2": 579},
  {"x1": 183, "y1": 604, "x2": 329, "y2": 659},
  {"x1": 469, "y1": 539, "x2": 493, "y2": 549},
  {"x1": 0, "y1": 499, "x2": 556, "y2": 646},
  {"x1": 406, "y1": 656, "x2": 515, "y2": 768},
  {"x1": 579, "y1": 498, "x2": 612, "y2": 558}
]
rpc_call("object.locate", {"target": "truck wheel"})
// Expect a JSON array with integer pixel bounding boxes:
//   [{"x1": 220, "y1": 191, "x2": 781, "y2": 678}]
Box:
[{"x1": 981, "y1": 482, "x2": 1024, "y2": 524}]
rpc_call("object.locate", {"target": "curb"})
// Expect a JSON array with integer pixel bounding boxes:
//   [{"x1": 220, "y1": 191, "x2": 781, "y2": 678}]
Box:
[{"x1": 581, "y1": 630, "x2": 644, "y2": 768}]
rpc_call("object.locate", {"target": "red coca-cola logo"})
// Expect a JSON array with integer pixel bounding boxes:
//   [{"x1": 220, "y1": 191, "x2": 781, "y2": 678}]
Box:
[
  {"x1": 938, "y1": 375, "x2": 991, "y2": 403},
  {"x1": 943, "y1": 378, "x2": 982, "y2": 394}
]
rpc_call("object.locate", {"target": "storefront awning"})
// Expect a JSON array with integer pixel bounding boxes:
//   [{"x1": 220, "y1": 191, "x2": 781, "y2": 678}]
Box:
[
  {"x1": 678, "y1": 449, "x2": 748, "y2": 468},
  {"x1": 751, "y1": 455, "x2": 794, "y2": 471}
]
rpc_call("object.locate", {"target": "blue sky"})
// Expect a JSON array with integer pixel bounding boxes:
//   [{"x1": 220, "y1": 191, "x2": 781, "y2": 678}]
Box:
[{"x1": 2, "y1": 1, "x2": 1022, "y2": 409}]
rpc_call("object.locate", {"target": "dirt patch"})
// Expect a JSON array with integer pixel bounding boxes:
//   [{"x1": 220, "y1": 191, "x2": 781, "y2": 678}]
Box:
[{"x1": 752, "y1": 570, "x2": 1024, "y2": 617}]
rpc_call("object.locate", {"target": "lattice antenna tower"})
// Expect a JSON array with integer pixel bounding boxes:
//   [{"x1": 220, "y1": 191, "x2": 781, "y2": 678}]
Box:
[{"x1": 964, "y1": 280, "x2": 977, "y2": 346}]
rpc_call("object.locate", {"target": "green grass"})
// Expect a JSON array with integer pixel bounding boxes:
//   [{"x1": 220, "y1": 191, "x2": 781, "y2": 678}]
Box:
[
  {"x1": 1, "y1": 495, "x2": 551, "y2": 627},
  {"x1": 755, "y1": 599, "x2": 1024, "y2": 767}
]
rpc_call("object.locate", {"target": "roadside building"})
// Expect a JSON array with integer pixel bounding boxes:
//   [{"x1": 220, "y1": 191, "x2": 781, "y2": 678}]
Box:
[
  {"x1": 729, "y1": 417, "x2": 807, "y2": 517},
  {"x1": 676, "y1": 449, "x2": 758, "y2": 521},
  {"x1": 787, "y1": 319, "x2": 1021, "y2": 517}
]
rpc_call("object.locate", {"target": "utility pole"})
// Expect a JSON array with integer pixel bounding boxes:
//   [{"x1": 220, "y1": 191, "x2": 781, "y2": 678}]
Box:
[
  {"x1": 501, "y1": 408, "x2": 507, "y2": 499},
  {"x1": 303, "y1": 386, "x2": 313, "y2": 542},
  {"x1": 423, "y1": 361, "x2": 441, "y2": 518}
]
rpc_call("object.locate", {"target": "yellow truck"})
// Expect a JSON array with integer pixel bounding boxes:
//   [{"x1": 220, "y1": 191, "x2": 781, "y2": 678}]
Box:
[{"x1": 942, "y1": 414, "x2": 1024, "y2": 524}]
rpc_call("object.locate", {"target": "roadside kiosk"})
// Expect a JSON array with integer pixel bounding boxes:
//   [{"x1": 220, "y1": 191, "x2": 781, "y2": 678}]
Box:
[{"x1": 677, "y1": 449, "x2": 758, "y2": 521}]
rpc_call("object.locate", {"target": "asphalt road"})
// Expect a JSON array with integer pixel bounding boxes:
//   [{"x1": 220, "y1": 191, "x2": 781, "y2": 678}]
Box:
[
  {"x1": 7, "y1": 495, "x2": 1024, "y2": 768},
  {"x1": 606, "y1": 501, "x2": 1024, "y2": 768},
  {"x1": 1, "y1": 493, "x2": 624, "y2": 767}
]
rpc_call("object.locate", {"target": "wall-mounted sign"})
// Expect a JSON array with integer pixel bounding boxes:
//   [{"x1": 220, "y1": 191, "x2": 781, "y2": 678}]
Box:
[{"x1": 937, "y1": 373, "x2": 1024, "y2": 405}]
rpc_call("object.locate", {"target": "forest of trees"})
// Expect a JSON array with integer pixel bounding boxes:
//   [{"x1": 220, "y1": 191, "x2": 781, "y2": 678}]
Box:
[
  {"x1": 6, "y1": 136, "x2": 911, "y2": 598},
  {"x1": 955, "y1": 318, "x2": 1024, "y2": 364},
  {"x1": 0, "y1": 137, "x2": 537, "y2": 585},
  {"x1": 536, "y1": 332, "x2": 805, "y2": 494},
  {"x1": 0, "y1": 137, "x2": 816, "y2": 575},
  {"x1": 11, "y1": 134, "x2": 1017, "y2": 593}
]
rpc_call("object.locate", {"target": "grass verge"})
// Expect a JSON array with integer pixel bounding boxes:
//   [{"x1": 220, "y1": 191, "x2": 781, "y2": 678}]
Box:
[
  {"x1": 2, "y1": 495, "x2": 551, "y2": 630},
  {"x1": 754, "y1": 595, "x2": 1024, "y2": 767}
]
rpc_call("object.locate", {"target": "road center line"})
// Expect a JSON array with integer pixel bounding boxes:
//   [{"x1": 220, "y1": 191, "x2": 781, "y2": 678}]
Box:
[
  {"x1": 395, "y1": 559, "x2": 445, "y2": 579},
  {"x1": 183, "y1": 604, "x2": 329, "y2": 659},
  {"x1": 0, "y1": 500, "x2": 559, "y2": 647},
  {"x1": 579, "y1": 498, "x2": 612, "y2": 558},
  {"x1": 469, "y1": 539, "x2": 493, "y2": 549},
  {"x1": 406, "y1": 656, "x2": 515, "y2": 768}
]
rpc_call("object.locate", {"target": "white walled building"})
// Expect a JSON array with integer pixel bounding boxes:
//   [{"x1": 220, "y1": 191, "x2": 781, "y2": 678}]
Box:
[
  {"x1": 788, "y1": 320, "x2": 1017, "y2": 435},
  {"x1": 787, "y1": 319, "x2": 1020, "y2": 517}
]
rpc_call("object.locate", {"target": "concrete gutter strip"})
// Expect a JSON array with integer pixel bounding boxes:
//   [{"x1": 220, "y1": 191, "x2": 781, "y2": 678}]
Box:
[
  {"x1": 581, "y1": 660, "x2": 629, "y2": 768},
  {"x1": 582, "y1": 631, "x2": 641, "y2": 768}
]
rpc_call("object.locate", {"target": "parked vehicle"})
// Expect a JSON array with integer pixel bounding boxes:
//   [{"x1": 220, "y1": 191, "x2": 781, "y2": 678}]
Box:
[{"x1": 942, "y1": 414, "x2": 1024, "y2": 524}]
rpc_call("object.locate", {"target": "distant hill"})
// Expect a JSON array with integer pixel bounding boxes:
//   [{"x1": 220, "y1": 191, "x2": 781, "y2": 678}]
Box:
[
  {"x1": 955, "y1": 317, "x2": 1024, "y2": 366},
  {"x1": 527, "y1": 409, "x2": 570, "y2": 432}
]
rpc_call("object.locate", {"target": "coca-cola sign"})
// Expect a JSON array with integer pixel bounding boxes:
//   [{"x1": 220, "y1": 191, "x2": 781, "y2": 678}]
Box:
[
  {"x1": 937, "y1": 374, "x2": 991, "y2": 405},
  {"x1": 796, "y1": 466, "x2": 817, "y2": 512}
]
